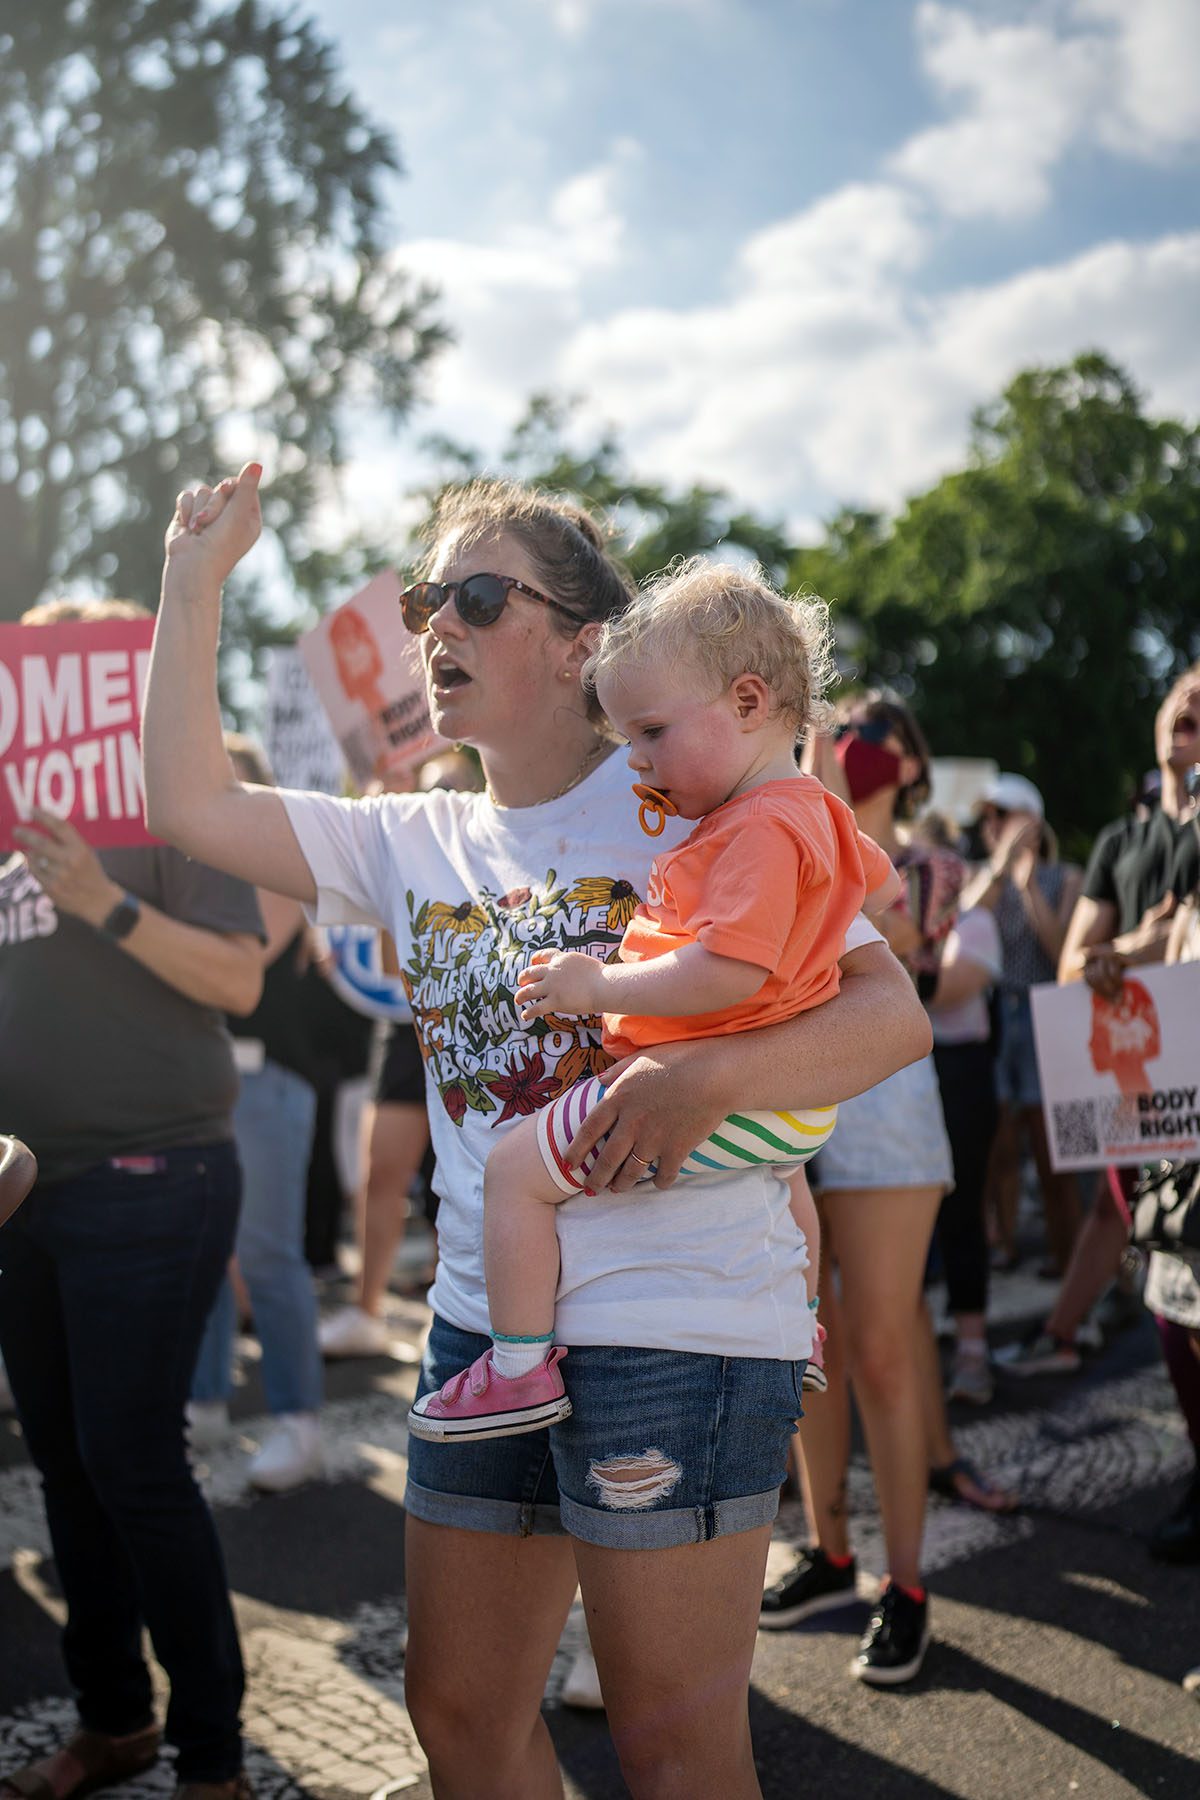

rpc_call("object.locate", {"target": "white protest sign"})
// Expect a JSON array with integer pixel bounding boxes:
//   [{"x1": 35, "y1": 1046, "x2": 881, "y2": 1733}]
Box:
[
  {"x1": 264, "y1": 647, "x2": 347, "y2": 795},
  {"x1": 1030, "y1": 963, "x2": 1200, "y2": 1170},
  {"x1": 299, "y1": 571, "x2": 446, "y2": 789}
]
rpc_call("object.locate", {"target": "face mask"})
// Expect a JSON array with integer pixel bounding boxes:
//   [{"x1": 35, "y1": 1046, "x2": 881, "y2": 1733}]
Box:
[{"x1": 835, "y1": 731, "x2": 902, "y2": 802}]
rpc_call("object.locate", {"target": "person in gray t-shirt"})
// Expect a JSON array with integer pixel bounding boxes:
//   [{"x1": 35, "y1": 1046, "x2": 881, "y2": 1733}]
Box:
[{"x1": 0, "y1": 599, "x2": 264, "y2": 1800}]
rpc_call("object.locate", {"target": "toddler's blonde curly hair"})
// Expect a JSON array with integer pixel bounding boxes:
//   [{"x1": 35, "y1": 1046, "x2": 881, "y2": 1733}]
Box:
[{"x1": 586, "y1": 557, "x2": 836, "y2": 734}]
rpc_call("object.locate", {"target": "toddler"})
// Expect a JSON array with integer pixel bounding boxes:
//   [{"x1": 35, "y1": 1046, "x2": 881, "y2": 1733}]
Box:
[{"x1": 409, "y1": 560, "x2": 898, "y2": 1442}]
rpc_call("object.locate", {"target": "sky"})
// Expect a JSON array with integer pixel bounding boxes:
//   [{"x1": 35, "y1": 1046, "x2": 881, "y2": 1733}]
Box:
[{"x1": 302, "y1": 0, "x2": 1200, "y2": 543}]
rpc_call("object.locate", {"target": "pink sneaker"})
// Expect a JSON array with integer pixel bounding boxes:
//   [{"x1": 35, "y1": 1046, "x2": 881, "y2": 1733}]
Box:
[
  {"x1": 802, "y1": 1321, "x2": 828, "y2": 1394},
  {"x1": 407, "y1": 1347, "x2": 572, "y2": 1443}
]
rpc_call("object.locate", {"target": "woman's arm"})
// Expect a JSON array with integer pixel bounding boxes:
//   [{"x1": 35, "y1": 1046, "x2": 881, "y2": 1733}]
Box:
[
  {"x1": 1166, "y1": 896, "x2": 1199, "y2": 965},
  {"x1": 568, "y1": 940, "x2": 932, "y2": 1192},
  {"x1": 258, "y1": 889, "x2": 308, "y2": 967},
  {"x1": 1057, "y1": 893, "x2": 1118, "y2": 985},
  {"x1": 929, "y1": 938, "x2": 993, "y2": 1011},
  {"x1": 1013, "y1": 861, "x2": 1080, "y2": 964},
  {"x1": 142, "y1": 465, "x2": 317, "y2": 902},
  {"x1": 14, "y1": 812, "x2": 263, "y2": 1013}
]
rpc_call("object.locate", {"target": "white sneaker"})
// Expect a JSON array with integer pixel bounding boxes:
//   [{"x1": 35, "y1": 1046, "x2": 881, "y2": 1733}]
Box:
[
  {"x1": 186, "y1": 1399, "x2": 231, "y2": 1452},
  {"x1": 248, "y1": 1413, "x2": 324, "y2": 1492},
  {"x1": 319, "y1": 1305, "x2": 393, "y2": 1359},
  {"x1": 561, "y1": 1645, "x2": 605, "y2": 1711},
  {"x1": 1074, "y1": 1315, "x2": 1104, "y2": 1353}
]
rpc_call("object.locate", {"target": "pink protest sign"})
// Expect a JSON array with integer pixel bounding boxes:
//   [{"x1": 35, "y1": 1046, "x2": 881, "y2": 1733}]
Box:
[
  {"x1": 0, "y1": 617, "x2": 157, "y2": 852},
  {"x1": 300, "y1": 571, "x2": 446, "y2": 789}
]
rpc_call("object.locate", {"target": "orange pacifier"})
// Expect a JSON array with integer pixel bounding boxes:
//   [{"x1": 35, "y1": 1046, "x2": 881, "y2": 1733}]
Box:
[{"x1": 632, "y1": 783, "x2": 678, "y2": 837}]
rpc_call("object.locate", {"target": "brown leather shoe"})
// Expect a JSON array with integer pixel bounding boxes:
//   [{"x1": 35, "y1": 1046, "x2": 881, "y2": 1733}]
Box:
[{"x1": 0, "y1": 1724, "x2": 160, "y2": 1800}]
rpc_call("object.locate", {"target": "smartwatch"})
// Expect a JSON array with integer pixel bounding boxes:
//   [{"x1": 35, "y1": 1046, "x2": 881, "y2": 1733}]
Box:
[{"x1": 101, "y1": 891, "x2": 142, "y2": 942}]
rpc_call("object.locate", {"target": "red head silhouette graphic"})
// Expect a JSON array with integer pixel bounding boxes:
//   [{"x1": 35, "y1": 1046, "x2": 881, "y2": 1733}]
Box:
[
  {"x1": 329, "y1": 606, "x2": 386, "y2": 715},
  {"x1": 1088, "y1": 978, "x2": 1161, "y2": 1098}
]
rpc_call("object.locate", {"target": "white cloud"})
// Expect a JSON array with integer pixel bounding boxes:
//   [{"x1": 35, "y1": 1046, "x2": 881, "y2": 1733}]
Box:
[
  {"x1": 558, "y1": 222, "x2": 1200, "y2": 530},
  {"x1": 889, "y1": 4, "x2": 1105, "y2": 219},
  {"x1": 1079, "y1": 0, "x2": 1200, "y2": 155},
  {"x1": 547, "y1": 0, "x2": 723, "y2": 35},
  {"x1": 326, "y1": 2, "x2": 1200, "y2": 545},
  {"x1": 889, "y1": 0, "x2": 1200, "y2": 221}
]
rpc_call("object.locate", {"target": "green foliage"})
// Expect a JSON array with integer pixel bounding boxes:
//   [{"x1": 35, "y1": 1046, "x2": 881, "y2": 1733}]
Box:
[
  {"x1": 410, "y1": 393, "x2": 794, "y2": 584},
  {"x1": 790, "y1": 354, "x2": 1200, "y2": 852},
  {"x1": 0, "y1": 0, "x2": 447, "y2": 632}
]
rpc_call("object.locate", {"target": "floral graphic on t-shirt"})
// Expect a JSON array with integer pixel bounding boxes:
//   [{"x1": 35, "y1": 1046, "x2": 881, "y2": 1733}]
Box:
[
  {"x1": 565, "y1": 876, "x2": 641, "y2": 932},
  {"x1": 401, "y1": 868, "x2": 638, "y2": 1126}
]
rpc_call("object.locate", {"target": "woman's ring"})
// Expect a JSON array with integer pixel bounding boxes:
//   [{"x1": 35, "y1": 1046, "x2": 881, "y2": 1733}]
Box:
[{"x1": 628, "y1": 1151, "x2": 652, "y2": 1166}]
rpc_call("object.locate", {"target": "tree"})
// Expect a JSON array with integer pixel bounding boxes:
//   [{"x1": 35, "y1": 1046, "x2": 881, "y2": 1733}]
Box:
[
  {"x1": 413, "y1": 393, "x2": 794, "y2": 585},
  {"x1": 0, "y1": 0, "x2": 447, "y2": 622},
  {"x1": 791, "y1": 355, "x2": 1200, "y2": 851}
]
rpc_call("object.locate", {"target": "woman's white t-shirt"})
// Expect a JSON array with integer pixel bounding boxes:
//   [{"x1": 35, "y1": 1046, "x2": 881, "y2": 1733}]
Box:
[{"x1": 283, "y1": 754, "x2": 879, "y2": 1361}]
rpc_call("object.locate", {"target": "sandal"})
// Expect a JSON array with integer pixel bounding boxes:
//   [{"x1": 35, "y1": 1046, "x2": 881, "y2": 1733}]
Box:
[
  {"x1": 929, "y1": 1456, "x2": 1020, "y2": 1515},
  {"x1": 0, "y1": 1725, "x2": 160, "y2": 1800}
]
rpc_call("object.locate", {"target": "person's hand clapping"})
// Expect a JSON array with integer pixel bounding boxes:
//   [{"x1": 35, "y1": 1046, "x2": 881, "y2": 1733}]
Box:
[
  {"x1": 517, "y1": 948, "x2": 605, "y2": 1024},
  {"x1": 999, "y1": 815, "x2": 1041, "y2": 890},
  {"x1": 1082, "y1": 943, "x2": 1126, "y2": 1003},
  {"x1": 163, "y1": 461, "x2": 264, "y2": 593},
  {"x1": 14, "y1": 810, "x2": 123, "y2": 929}
]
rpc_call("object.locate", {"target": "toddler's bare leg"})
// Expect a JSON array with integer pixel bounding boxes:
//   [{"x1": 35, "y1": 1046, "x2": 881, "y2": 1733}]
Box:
[
  {"x1": 786, "y1": 1169, "x2": 821, "y2": 1309},
  {"x1": 483, "y1": 1117, "x2": 571, "y2": 1340}
]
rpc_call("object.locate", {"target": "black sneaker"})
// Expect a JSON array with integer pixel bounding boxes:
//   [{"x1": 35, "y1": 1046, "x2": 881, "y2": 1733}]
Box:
[
  {"x1": 851, "y1": 1582, "x2": 930, "y2": 1686},
  {"x1": 759, "y1": 1546, "x2": 857, "y2": 1629}
]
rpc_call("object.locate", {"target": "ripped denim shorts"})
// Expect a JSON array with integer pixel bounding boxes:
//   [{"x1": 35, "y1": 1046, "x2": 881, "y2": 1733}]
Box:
[{"x1": 404, "y1": 1314, "x2": 806, "y2": 1550}]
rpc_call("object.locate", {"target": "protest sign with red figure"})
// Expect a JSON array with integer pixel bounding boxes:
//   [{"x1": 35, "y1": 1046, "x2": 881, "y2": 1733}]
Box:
[
  {"x1": 300, "y1": 571, "x2": 446, "y2": 789},
  {"x1": 1031, "y1": 964, "x2": 1200, "y2": 1170},
  {"x1": 0, "y1": 617, "x2": 157, "y2": 852}
]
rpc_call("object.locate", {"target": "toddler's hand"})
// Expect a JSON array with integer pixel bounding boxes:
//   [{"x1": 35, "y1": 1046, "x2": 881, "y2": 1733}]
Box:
[{"x1": 517, "y1": 948, "x2": 604, "y2": 1022}]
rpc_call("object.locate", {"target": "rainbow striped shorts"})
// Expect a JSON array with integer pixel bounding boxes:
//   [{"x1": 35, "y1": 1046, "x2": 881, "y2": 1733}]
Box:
[{"x1": 534, "y1": 1074, "x2": 837, "y2": 1195}]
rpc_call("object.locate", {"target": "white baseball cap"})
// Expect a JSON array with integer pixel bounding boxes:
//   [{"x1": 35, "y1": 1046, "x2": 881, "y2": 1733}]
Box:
[{"x1": 982, "y1": 772, "x2": 1044, "y2": 819}]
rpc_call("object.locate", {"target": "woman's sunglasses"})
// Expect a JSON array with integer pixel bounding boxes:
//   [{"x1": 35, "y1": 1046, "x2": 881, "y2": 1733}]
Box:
[
  {"x1": 833, "y1": 717, "x2": 894, "y2": 746},
  {"x1": 399, "y1": 572, "x2": 589, "y2": 635}
]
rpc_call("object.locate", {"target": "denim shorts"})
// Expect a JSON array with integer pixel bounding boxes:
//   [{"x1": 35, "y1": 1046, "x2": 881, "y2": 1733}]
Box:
[
  {"x1": 994, "y1": 990, "x2": 1042, "y2": 1109},
  {"x1": 404, "y1": 1314, "x2": 805, "y2": 1550},
  {"x1": 810, "y1": 1052, "x2": 954, "y2": 1192}
]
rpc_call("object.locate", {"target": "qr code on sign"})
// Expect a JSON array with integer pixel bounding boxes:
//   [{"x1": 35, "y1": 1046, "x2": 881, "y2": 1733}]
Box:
[{"x1": 1052, "y1": 1099, "x2": 1099, "y2": 1159}]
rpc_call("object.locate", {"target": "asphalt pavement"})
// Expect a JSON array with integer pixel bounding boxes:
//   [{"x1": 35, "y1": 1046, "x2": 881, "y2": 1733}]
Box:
[{"x1": 1, "y1": 1261, "x2": 1198, "y2": 1800}]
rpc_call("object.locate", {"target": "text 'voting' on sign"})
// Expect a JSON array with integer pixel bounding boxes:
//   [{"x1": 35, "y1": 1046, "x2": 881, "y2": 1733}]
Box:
[{"x1": 0, "y1": 617, "x2": 158, "y2": 852}]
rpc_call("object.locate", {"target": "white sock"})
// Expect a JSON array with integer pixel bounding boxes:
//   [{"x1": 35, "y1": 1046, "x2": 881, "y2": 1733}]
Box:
[{"x1": 491, "y1": 1333, "x2": 553, "y2": 1380}]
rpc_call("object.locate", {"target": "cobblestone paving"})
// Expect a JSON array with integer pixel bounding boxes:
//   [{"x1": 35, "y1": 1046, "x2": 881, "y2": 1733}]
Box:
[{"x1": 1, "y1": 1282, "x2": 1191, "y2": 1800}]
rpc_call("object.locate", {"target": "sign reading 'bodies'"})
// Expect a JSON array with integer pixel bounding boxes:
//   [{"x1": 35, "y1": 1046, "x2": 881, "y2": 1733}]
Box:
[{"x1": 0, "y1": 618, "x2": 157, "y2": 852}]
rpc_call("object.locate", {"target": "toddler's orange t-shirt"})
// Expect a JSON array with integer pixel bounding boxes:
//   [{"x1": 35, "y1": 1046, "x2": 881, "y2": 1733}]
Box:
[{"x1": 603, "y1": 775, "x2": 892, "y2": 1059}]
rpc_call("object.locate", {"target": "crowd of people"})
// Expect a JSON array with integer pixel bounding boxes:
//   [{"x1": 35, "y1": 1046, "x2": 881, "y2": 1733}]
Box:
[{"x1": 0, "y1": 462, "x2": 1197, "y2": 1800}]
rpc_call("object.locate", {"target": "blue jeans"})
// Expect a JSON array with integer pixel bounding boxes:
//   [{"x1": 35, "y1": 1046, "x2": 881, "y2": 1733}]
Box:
[
  {"x1": 406, "y1": 1315, "x2": 806, "y2": 1549},
  {"x1": 0, "y1": 1144, "x2": 245, "y2": 1781},
  {"x1": 994, "y1": 989, "x2": 1043, "y2": 1108},
  {"x1": 192, "y1": 1060, "x2": 321, "y2": 1417}
]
